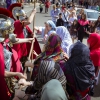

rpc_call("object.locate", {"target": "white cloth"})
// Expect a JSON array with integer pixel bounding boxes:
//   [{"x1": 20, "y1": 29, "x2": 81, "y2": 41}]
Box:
[
  {"x1": 62, "y1": 11, "x2": 70, "y2": 22},
  {"x1": 56, "y1": 26, "x2": 72, "y2": 55},
  {"x1": 39, "y1": 26, "x2": 72, "y2": 55},
  {"x1": 68, "y1": 16, "x2": 77, "y2": 26}
]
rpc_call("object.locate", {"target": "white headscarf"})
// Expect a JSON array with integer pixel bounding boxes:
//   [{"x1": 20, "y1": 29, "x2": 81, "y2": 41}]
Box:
[{"x1": 56, "y1": 26, "x2": 72, "y2": 55}]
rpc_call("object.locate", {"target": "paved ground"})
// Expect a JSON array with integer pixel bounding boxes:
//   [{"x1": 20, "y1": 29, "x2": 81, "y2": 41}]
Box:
[{"x1": 23, "y1": 4, "x2": 100, "y2": 100}]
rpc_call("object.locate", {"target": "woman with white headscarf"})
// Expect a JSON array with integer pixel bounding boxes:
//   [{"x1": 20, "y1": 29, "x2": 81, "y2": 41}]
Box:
[
  {"x1": 35, "y1": 20, "x2": 56, "y2": 42},
  {"x1": 56, "y1": 26, "x2": 72, "y2": 55},
  {"x1": 35, "y1": 20, "x2": 72, "y2": 55}
]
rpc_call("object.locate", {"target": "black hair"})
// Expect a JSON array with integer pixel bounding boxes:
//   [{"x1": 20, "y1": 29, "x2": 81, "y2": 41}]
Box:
[
  {"x1": 16, "y1": 16, "x2": 19, "y2": 20},
  {"x1": 59, "y1": 13, "x2": 62, "y2": 15}
]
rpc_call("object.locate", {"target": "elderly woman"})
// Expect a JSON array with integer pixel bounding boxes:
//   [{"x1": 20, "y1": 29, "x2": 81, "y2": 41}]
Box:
[
  {"x1": 13, "y1": 34, "x2": 67, "y2": 100},
  {"x1": 62, "y1": 41, "x2": 95, "y2": 100},
  {"x1": 35, "y1": 20, "x2": 72, "y2": 55}
]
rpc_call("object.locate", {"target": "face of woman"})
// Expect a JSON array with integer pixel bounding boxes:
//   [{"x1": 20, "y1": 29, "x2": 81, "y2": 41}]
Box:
[
  {"x1": 91, "y1": 22, "x2": 95, "y2": 27},
  {"x1": 82, "y1": 15, "x2": 85, "y2": 19},
  {"x1": 98, "y1": 17, "x2": 100, "y2": 21},
  {"x1": 73, "y1": 21, "x2": 77, "y2": 25},
  {"x1": 45, "y1": 23, "x2": 52, "y2": 31}
]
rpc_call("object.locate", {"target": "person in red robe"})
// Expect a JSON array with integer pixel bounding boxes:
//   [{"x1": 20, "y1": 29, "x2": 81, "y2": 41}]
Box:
[
  {"x1": 0, "y1": 8, "x2": 28, "y2": 100},
  {"x1": 8, "y1": 3, "x2": 41, "y2": 65}
]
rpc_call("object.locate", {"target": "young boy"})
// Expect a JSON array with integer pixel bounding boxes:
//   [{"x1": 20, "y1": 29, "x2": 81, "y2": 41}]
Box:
[
  {"x1": 39, "y1": 1, "x2": 43, "y2": 13},
  {"x1": 56, "y1": 13, "x2": 64, "y2": 27}
]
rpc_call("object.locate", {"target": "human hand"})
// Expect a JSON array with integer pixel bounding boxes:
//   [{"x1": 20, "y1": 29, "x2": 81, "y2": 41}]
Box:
[
  {"x1": 86, "y1": 31, "x2": 90, "y2": 34},
  {"x1": 18, "y1": 79, "x2": 31, "y2": 86},
  {"x1": 16, "y1": 72, "x2": 27, "y2": 79},
  {"x1": 74, "y1": 29, "x2": 77, "y2": 31},
  {"x1": 25, "y1": 61, "x2": 33, "y2": 68},
  {"x1": 28, "y1": 38, "x2": 35, "y2": 43},
  {"x1": 62, "y1": 52, "x2": 69, "y2": 60},
  {"x1": 32, "y1": 8, "x2": 36, "y2": 14}
]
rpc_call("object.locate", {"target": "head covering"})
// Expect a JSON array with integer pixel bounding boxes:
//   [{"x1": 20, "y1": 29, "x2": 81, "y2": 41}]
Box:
[
  {"x1": 8, "y1": 3, "x2": 26, "y2": 21},
  {"x1": 87, "y1": 33, "x2": 100, "y2": 66},
  {"x1": 56, "y1": 26, "x2": 72, "y2": 55},
  {"x1": 65, "y1": 41, "x2": 95, "y2": 92},
  {"x1": 41, "y1": 79, "x2": 67, "y2": 100},
  {"x1": 46, "y1": 20, "x2": 56, "y2": 31},
  {"x1": 44, "y1": 34, "x2": 62, "y2": 59}
]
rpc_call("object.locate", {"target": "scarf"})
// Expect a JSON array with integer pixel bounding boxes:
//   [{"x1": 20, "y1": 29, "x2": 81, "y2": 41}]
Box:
[{"x1": 65, "y1": 41, "x2": 95, "y2": 92}]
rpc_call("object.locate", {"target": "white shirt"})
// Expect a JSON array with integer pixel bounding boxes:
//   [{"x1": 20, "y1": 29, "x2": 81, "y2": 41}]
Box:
[
  {"x1": 62, "y1": 11, "x2": 70, "y2": 22},
  {"x1": 68, "y1": 16, "x2": 77, "y2": 26}
]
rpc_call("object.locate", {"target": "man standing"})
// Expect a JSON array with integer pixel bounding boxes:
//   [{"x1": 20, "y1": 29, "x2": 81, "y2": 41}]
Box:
[{"x1": 51, "y1": 4, "x2": 60, "y2": 25}]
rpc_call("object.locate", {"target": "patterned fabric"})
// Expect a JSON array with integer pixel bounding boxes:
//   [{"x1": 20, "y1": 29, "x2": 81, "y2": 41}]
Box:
[
  {"x1": 3, "y1": 46, "x2": 12, "y2": 71},
  {"x1": 44, "y1": 33, "x2": 62, "y2": 59},
  {"x1": 33, "y1": 60, "x2": 66, "y2": 91},
  {"x1": 31, "y1": 34, "x2": 63, "y2": 81}
]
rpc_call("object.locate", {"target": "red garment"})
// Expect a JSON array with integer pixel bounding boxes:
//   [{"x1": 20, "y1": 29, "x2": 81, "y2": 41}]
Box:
[
  {"x1": 62, "y1": 6, "x2": 66, "y2": 11},
  {"x1": 87, "y1": 33, "x2": 100, "y2": 67},
  {"x1": 0, "y1": 43, "x2": 10, "y2": 100},
  {"x1": 78, "y1": 19, "x2": 89, "y2": 26},
  {"x1": 45, "y1": 1, "x2": 50, "y2": 8},
  {"x1": 13, "y1": 20, "x2": 41, "y2": 59},
  {"x1": 0, "y1": 40, "x2": 23, "y2": 99}
]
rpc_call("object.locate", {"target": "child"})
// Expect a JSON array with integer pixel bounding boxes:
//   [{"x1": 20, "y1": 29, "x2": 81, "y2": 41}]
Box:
[
  {"x1": 62, "y1": 3, "x2": 66, "y2": 12},
  {"x1": 56, "y1": 13, "x2": 64, "y2": 27},
  {"x1": 45, "y1": 0, "x2": 51, "y2": 13},
  {"x1": 70, "y1": 19, "x2": 78, "y2": 43},
  {"x1": 39, "y1": 1, "x2": 43, "y2": 13}
]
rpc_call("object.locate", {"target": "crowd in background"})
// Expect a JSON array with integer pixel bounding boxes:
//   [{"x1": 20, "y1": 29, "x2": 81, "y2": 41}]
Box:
[{"x1": 37, "y1": 1, "x2": 100, "y2": 43}]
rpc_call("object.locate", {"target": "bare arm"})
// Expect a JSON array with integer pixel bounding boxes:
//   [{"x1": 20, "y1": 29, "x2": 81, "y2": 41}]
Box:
[
  {"x1": 5, "y1": 71, "x2": 26, "y2": 79},
  {"x1": 23, "y1": 9, "x2": 36, "y2": 26},
  {"x1": 13, "y1": 38, "x2": 35, "y2": 44}
]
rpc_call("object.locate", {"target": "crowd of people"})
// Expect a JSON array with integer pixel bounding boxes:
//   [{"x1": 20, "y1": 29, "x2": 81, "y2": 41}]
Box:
[
  {"x1": 0, "y1": 1, "x2": 100, "y2": 100},
  {"x1": 37, "y1": 1, "x2": 100, "y2": 43}
]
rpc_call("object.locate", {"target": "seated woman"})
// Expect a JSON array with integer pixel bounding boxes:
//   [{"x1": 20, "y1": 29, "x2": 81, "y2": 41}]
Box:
[
  {"x1": 13, "y1": 34, "x2": 67, "y2": 100},
  {"x1": 62, "y1": 41, "x2": 95, "y2": 100}
]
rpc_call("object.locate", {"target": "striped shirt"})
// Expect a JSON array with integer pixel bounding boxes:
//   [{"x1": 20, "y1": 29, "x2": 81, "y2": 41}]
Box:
[{"x1": 33, "y1": 60, "x2": 66, "y2": 91}]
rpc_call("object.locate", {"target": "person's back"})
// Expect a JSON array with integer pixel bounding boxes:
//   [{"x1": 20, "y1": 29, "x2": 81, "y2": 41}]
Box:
[
  {"x1": 41, "y1": 79, "x2": 68, "y2": 100},
  {"x1": 62, "y1": 41, "x2": 95, "y2": 100}
]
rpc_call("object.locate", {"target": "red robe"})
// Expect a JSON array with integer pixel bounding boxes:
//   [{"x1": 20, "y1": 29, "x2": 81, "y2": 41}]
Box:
[
  {"x1": 13, "y1": 20, "x2": 41, "y2": 59},
  {"x1": 0, "y1": 39, "x2": 23, "y2": 99},
  {"x1": 87, "y1": 33, "x2": 100, "y2": 71}
]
